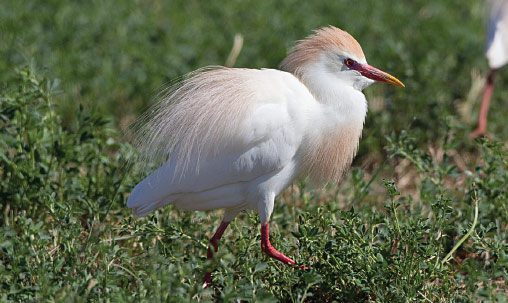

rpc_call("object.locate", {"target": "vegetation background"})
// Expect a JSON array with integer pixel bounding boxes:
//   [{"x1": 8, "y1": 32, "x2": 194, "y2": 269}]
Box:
[{"x1": 1, "y1": 0, "x2": 507, "y2": 301}]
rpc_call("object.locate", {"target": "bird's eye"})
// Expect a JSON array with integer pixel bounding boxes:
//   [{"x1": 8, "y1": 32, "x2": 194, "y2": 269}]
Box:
[{"x1": 344, "y1": 58, "x2": 355, "y2": 68}]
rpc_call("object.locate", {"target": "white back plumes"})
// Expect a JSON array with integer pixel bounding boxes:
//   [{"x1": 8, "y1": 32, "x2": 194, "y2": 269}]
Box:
[{"x1": 130, "y1": 67, "x2": 258, "y2": 178}]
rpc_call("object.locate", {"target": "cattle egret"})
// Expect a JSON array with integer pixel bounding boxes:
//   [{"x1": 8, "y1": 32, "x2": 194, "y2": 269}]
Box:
[
  {"x1": 471, "y1": 0, "x2": 508, "y2": 138},
  {"x1": 127, "y1": 26, "x2": 404, "y2": 286}
]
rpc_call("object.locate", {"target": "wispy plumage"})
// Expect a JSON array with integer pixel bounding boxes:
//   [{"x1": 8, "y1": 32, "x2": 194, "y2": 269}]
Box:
[
  {"x1": 132, "y1": 67, "x2": 257, "y2": 178},
  {"x1": 127, "y1": 26, "x2": 404, "y2": 286}
]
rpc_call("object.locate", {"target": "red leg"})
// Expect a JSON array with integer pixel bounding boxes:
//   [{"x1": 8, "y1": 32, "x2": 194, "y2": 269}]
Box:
[
  {"x1": 261, "y1": 223, "x2": 308, "y2": 269},
  {"x1": 471, "y1": 69, "x2": 496, "y2": 138},
  {"x1": 203, "y1": 221, "x2": 230, "y2": 288}
]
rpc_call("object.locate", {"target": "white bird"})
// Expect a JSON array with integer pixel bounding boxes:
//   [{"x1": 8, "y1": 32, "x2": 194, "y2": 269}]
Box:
[
  {"x1": 471, "y1": 0, "x2": 508, "y2": 137},
  {"x1": 127, "y1": 26, "x2": 404, "y2": 286}
]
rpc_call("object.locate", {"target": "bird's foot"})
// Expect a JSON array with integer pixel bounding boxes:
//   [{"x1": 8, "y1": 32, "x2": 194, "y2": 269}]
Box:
[
  {"x1": 469, "y1": 128, "x2": 487, "y2": 139},
  {"x1": 260, "y1": 223, "x2": 309, "y2": 269},
  {"x1": 262, "y1": 246, "x2": 309, "y2": 270},
  {"x1": 202, "y1": 272, "x2": 212, "y2": 288},
  {"x1": 469, "y1": 128, "x2": 491, "y2": 139},
  {"x1": 262, "y1": 243, "x2": 297, "y2": 265},
  {"x1": 202, "y1": 221, "x2": 231, "y2": 289}
]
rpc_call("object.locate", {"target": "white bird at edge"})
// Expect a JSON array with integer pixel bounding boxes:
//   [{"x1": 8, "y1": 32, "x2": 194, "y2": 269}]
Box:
[
  {"x1": 471, "y1": 0, "x2": 508, "y2": 138},
  {"x1": 127, "y1": 26, "x2": 404, "y2": 287}
]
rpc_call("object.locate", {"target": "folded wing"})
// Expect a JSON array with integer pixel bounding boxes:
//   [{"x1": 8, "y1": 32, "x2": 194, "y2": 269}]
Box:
[{"x1": 127, "y1": 67, "x2": 315, "y2": 214}]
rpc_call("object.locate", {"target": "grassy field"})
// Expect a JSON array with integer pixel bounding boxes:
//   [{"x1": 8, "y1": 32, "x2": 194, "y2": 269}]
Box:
[{"x1": 1, "y1": 0, "x2": 507, "y2": 302}]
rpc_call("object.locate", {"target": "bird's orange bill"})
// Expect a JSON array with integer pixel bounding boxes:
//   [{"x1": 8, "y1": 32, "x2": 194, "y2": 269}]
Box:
[{"x1": 356, "y1": 64, "x2": 405, "y2": 87}]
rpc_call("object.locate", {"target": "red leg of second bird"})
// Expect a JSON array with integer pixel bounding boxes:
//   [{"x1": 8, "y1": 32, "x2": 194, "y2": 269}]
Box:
[
  {"x1": 471, "y1": 69, "x2": 496, "y2": 138},
  {"x1": 203, "y1": 221, "x2": 230, "y2": 288}
]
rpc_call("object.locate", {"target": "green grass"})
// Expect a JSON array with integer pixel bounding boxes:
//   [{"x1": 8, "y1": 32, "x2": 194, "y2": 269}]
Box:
[{"x1": 1, "y1": 1, "x2": 507, "y2": 302}]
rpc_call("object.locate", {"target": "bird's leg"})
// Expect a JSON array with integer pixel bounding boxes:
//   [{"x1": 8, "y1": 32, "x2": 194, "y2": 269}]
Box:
[
  {"x1": 203, "y1": 220, "x2": 230, "y2": 288},
  {"x1": 471, "y1": 69, "x2": 496, "y2": 138},
  {"x1": 207, "y1": 221, "x2": 230, "y2": 259},
  {"x1": 260, "y1": 223, "x2": 296, "y2": 265},
  {"x1": 257, "y1": 195, "x2": 307, "y2": 269}
]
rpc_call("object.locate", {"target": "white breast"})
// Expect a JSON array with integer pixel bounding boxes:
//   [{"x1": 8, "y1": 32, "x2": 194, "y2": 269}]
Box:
[{"x1": 486, "y1": 0, "x2": 508, "y2": 69}]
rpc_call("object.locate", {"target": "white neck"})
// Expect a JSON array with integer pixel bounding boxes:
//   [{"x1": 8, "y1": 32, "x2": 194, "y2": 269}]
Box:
[{"x1": 299, "y1": 63, "x2": 368, "y2": 128}]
